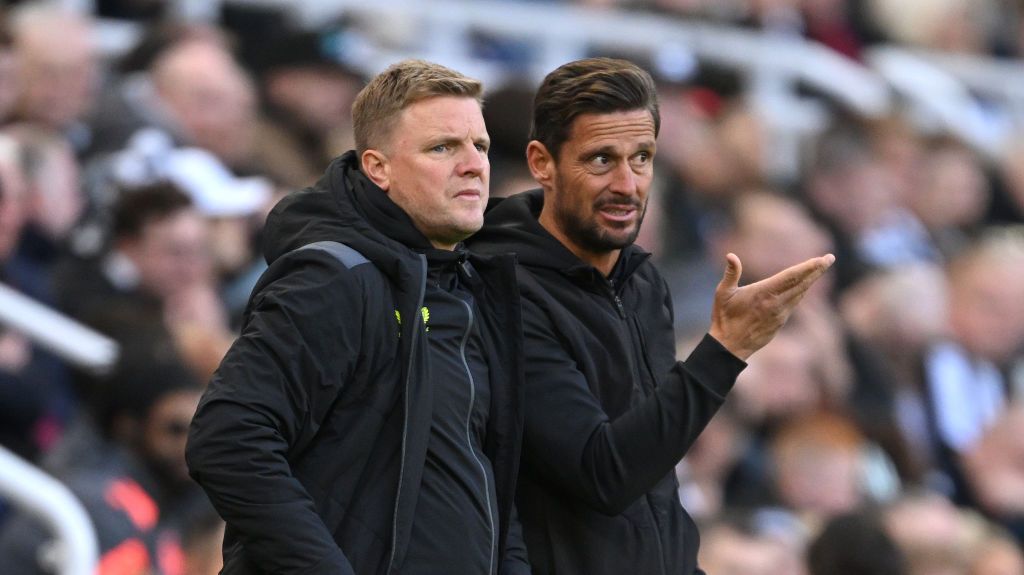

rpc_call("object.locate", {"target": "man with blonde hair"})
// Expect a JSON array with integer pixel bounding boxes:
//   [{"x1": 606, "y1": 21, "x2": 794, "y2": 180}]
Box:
[{"x1": 187, "y1": 60, "x2": 529, "y2": 574}]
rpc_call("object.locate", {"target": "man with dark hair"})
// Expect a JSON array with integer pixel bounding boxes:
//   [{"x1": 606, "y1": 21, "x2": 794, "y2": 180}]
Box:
[
  {"x1": 55, "y1": 181, "x2": 208, "y2": 323},
  {"x1": 186, "y1": 59, "x2": 528, "y2": 574},
  {"x1": 470, "y1": 57, "x2": 834, "y2": 574},
  {"x1": 0, "y1": 323, "x2": 205, "y2": 575}
]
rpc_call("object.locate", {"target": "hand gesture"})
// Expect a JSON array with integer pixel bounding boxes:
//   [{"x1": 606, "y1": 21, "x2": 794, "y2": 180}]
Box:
[{"x1": 708, "y1": 252, "x2": 835, "y2": 361}]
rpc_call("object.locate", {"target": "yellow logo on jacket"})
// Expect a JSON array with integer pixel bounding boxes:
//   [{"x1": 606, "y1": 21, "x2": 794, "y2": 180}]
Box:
[{"x1": 394, "y1": 307, "x2": 431, "y2": 336}]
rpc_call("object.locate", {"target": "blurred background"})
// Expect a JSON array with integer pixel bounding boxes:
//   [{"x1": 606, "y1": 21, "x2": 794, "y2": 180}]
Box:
[{"x1": 1, "y1": 0, "x2": 1024, "y2": 573}]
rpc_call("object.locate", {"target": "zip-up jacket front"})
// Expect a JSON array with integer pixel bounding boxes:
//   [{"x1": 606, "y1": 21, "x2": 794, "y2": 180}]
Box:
[
  {"x1": 469, "y1": 190, "x2": 746, "y2": 575},
  {"x1": 185, "y1": 152, "x2": 527, "y2": 574}
]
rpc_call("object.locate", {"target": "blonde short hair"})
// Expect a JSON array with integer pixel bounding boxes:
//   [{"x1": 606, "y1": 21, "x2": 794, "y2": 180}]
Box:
[{"x1": 352, "y1": 59, "x2": 482, "y2": 155}]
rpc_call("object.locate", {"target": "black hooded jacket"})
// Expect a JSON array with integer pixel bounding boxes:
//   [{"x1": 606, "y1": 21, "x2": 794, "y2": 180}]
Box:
[
  {"x1": 186, "y1": 152, "x2": 527, "y2": 574},
  {"x1": 469, "y1": 190, "x2": 746, "y2": 575}
]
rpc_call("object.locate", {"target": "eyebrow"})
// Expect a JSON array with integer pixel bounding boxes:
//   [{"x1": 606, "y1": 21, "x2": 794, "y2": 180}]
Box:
[{"x1": 580, "y1": 141, "x2": 656, "y2": 158}]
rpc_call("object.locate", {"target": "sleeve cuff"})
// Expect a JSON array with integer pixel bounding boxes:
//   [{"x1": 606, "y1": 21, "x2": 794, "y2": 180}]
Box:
[{"x1": 680, "y1": 333, "x2": 747, "y2": 398}]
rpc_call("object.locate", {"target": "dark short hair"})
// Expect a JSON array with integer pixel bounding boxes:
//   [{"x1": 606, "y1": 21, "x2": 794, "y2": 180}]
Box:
[
  {"x1": 530, "y1": 57, "x2": 660, "y2": 160},
  {"x1": 85, "y1": 309, "x2": 201, "y2": 438},
  {"x1": 112, "y1": 181, "x2": 193, "y2": 240}
]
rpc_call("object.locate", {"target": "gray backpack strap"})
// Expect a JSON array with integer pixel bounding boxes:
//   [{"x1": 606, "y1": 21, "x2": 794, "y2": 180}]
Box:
[{"x1": 294, "y1": 240, "x2": 370, "y2": 269}]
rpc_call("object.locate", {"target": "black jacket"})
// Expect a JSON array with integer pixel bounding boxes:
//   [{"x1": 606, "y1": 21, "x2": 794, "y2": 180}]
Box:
[
  {"x1": 469, "y1": 191, "x2": 745, "y2": 575},
  {"x1": 186, "y1": 152, "x2": 527, "y2": 574}
]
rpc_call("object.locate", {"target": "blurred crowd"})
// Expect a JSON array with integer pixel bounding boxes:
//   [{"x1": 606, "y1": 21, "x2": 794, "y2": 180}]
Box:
[{"x1": 0, "y1": 0, "x2": 1023, "y2": 574}]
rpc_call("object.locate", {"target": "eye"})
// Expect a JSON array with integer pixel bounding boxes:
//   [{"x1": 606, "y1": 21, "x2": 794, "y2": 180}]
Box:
[
  {"x1": 475, "y1": 142, "x2": 489, "y2": 154},
  {"x1": 430, "y1": 143, "x2": 450, "y2": 153},
  {"x1": 632, "y1": 151, "x2": 653, "y2": 167},
  {"x1": 589, "y1": 154, "x2": 611, "y2": 167}
]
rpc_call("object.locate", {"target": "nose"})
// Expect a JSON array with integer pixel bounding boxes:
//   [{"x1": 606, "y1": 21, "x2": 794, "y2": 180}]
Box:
[
  {"x1": 607, "y1": 162, "x2": 637, "y2": 196},
  {"x1": 456, "y1": 144, "x2": 488, "y2": 179}
]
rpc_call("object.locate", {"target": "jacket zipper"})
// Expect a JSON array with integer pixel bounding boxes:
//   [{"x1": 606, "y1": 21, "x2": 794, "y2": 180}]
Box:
[
  {"x1": 609, "y1": 278, "x2": 669, "y2": 575},
  {"x1": 387, "y1": 254, "x2": 428, "y2": 573},
  {"x1": 604, "y1": 278, "x2": 626, "y2": 319},
  {"x1": 458, "y1": 298, "x2": 497, "y2": 575}
]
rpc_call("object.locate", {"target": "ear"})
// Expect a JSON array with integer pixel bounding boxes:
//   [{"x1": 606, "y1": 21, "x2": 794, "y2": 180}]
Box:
[
  {"x1": 361, "y1": 149, "x2": 391, "y2": 191},
  {"x1": 526, "y1": 140, "x2": 555, "y2": 191}
]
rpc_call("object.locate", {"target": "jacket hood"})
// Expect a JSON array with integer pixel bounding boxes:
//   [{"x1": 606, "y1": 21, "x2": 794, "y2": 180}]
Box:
[
  {"x1": 472, "y1": 189, "x2": 650, "y2": 279},
  {"x1": 263, "y1": 151, "x2": 433, "y2": 275}
]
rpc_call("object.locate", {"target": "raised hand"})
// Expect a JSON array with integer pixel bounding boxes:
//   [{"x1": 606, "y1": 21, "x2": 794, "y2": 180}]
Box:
[{"x1": 708, "y1": 252, "x2": 835, "y2": 361}]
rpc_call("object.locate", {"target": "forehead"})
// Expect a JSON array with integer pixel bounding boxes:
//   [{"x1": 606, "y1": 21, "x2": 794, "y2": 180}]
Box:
[
  {"x1": 565, "y1": 109, "x2": 655, "y2": 151},
  {"x1": 387, "y1": 95, "x2": 486, "y2": 150},
  {"x1": 400, "y1": 95, "x2": 484, "y2": 129}
]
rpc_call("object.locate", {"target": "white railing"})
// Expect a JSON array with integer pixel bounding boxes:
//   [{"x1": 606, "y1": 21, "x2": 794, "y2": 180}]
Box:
[
  {"x1": 0, "y1": 283, "x2": 118, "y2": 374},
  {"x1": 0, "y1": 446, "x2": 98, "y2": 575}
]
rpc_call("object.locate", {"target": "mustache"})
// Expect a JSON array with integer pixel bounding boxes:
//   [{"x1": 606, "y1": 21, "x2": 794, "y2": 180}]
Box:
[{"x1": 594, "y1": 198, "x2": 643, "y2": 210}]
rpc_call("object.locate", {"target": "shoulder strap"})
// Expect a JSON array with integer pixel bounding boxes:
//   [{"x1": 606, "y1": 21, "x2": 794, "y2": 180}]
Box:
[{"x1": 293, "y1": 240, "x2": 371, "y2": 270}]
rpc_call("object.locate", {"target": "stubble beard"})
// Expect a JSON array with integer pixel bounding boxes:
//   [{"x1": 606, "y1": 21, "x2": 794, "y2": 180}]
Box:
[{"x1": 553, "y1": 175, "x2": 647, "y2": 254}]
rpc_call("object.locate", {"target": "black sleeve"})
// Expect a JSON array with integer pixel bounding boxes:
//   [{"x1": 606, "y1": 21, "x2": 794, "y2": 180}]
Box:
[
  {"x1": 500, "y1": 504, "x2": 531, "y2": 575},
  {"x1": 520, "y1": 296, "x2": 745, "y2": 516},
  {"x1": 186, "y1": 252, "x2": 364, "y2": 574}
]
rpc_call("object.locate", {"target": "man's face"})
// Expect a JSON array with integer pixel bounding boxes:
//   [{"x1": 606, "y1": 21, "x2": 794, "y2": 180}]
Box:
[
  {"x1": 123, "y1": 208, "x2": 211, "y2": 300},
  {"x1": 157, "y1": 41, "x2": 257, "y2": 166},
  {"x1": 547, "y1": 109, "x2": 656, "y2": 255},
  {"x1": 142, "y1": 388, "x2": 201, "y2": 484},
  {"x1": 376, "y1": 96, "x2": 489, "y2": 249},
  {"x1": 17, "y1": 19, "x2": 98, "y2": 129}
]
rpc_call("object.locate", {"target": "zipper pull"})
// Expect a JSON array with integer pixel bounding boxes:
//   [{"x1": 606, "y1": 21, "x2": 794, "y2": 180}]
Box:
[
  {"x1": 604, "y1": 276, "x2": 626, "y2": 318},
  {"x1": 613, "y1": 294, "x2": 626, "y2": 318}
]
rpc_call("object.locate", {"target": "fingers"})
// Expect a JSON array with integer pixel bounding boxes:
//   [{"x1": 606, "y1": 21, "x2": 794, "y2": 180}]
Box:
[
  {"x1": 768, "y1": 253, "x2": 834, "y2": 292},
  {"x1": 717, "y1": 253, "x2": 743, "y2": 292}
]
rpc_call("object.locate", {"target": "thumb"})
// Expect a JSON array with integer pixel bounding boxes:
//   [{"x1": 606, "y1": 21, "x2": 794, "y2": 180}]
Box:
[{"x1": 718, "y1": 253, "x2": 742, "y2": 291}]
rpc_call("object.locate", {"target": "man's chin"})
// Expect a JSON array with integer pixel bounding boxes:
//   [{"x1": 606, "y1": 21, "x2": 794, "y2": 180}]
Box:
[{"x1": 597, "y1": 226, "x2": 640, "y2": 250}]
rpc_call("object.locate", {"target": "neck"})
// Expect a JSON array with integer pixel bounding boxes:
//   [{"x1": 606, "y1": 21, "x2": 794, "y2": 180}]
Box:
[{"x1": 538, "y1": 204, "x2": 620, "y2": 277}]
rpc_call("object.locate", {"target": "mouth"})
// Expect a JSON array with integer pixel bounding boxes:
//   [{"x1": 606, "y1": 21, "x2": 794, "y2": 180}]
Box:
[
  {"x1": 454, "y1": 189, "x2": 483, "y2": 201},
  {"x1": 597, "y1": 203, "x2": 638, "y2": 223}
]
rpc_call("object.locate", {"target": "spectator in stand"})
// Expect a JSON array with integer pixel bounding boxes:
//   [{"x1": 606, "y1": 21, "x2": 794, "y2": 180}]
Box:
[
  {"x1": 7, "y1": 2, "x2": 99, "y2": 153},
  {"x1": 697, "y1": 511, "x2": 806, "y2": 575},
  {"x1": 0, "y1": 326, "x2": 206, "y2": 575},
  {"x1": 89, "y1": 31, "x2": 259, "y2": 174},
  {"x1": 884, "y1": 491, "x2": 1024, "y2": 575},
  {"x1": 5, "y1": 124, "x2": 87, "y2": 276},
  {"x1": 768, "y1": 411, "x2": 875, "y2": 522},
  {"x1": 839, "y1": 264, "x2": 951, "y2": 486},
  {"x1": 675, "y1": 401, "x2": 748, "y2": 520},
  {"x1": 149, "y1": 39, "x2": 259, "y2": 172},
  {"x1": 806, "y1": 509, "x2": 908, "y2": 575},
  {"x1": 250, "y1": 27, "x2": 364, "y2": 189},
  {"x1": 923, "y1": 228, "x2": 1024, "y2": 473},
  {"x1": 907, "y1": 138, "x2": 991, "y2": 259},
  {"x1": 0, "y1": 133, "x2": 73, "y2": 464},
  {"x1": 804, "y1": 120, "x2": 937, "y2": 289},
  {"x1": 53, "y1": 182, "x2": 233, "y2": 378},
  {"x1": 85, "y1": 22, "x2": 231, "y2": 159}
]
